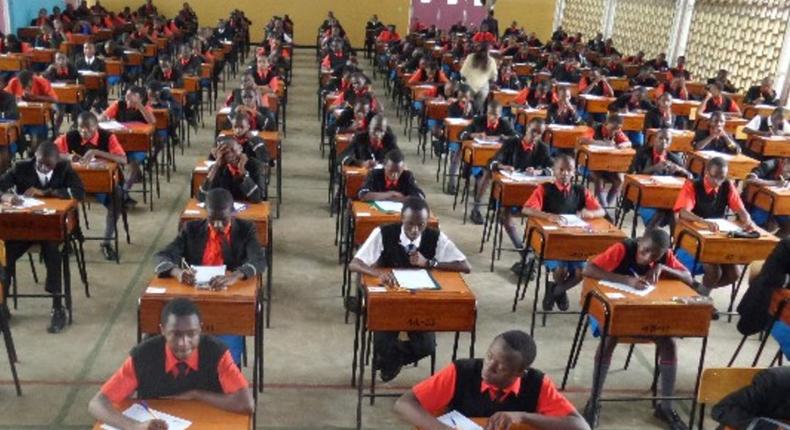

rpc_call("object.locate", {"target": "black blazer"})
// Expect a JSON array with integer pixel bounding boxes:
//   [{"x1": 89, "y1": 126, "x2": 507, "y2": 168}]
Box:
[
  {"x1": 0, "y1": 90, "x2": 19, "y2": 120},
  {"x1": 0, "y1": 159, "x2": 85, "y2": 201},
  {"x1": 459, "y1": 116, "x2": 517, "y2": 141},
  {"x1": 490, "y1": 137, "x2": 553, "y2": 174},
  {"x1": 711, "y1": 367, "x2": 790, "y2": 430},
  {"x1": 75, "y1": 56, "x2": 107, "y2": 73},
  {"x1": 44, "y1": 64, "x2": 79, "y2": 83},
  {"x1": 154, "y1": 218, "x2": 266, "y2": 279},
  {"x1": 736, "y1": 238, "x2": 790, "y2": 336},
  {"x1": 147, "y1": 66, "x2": 184, "y2": 88},
  {"x1": 340, "y1": 129, "x2": 399, "y2": 166},
  {"x1": 358, "y1": 169, "x2": 424, "y2": 200}
]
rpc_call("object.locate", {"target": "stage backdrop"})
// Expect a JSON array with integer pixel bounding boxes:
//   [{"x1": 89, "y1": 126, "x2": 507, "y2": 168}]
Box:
[{"x1": 410, "y1": 0, "x2": 488, "y2": 31}]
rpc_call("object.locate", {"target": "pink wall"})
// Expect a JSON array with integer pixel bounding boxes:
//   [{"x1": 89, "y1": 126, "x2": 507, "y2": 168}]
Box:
[{"x1": 410, "y1": 0, "x2": 487, "y2": 32}]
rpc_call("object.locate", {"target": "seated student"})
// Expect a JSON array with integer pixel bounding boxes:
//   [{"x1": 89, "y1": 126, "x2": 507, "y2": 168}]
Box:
[
  {"x1": 34, "y1": 24, "x2": 62, "y2": 50},
  {"x1": 645, "y1": 93, "x2": 685, "y2": 130},
  {"x1": 334, "y1": 97, "x2": 376, "y2": 136},
  {"x1": 348, "y1": 197, "x2": 470, "y2": 382},
  {"x1": 699, "y1": 83, "x2": 742, "y2": 116},
  {"x1": 459, "y1": 102, "x2": 517, "y2": 224},
  {"x1": 744, "y1": 157, "x2": 790, "y2": 238},
  {"x1": 88, "y1": 297, "x2": 256, "y2": 429},
  {"x1": 706, "y1": 69, "x2": 737, "y2": 94},
  {"x1": 603, "y1": 55, "x2": 625, "y2": 77},
  {"x1": 227, "y1": 114, "x2": 271, "y2": 169},
  {"x1": 648, "y1": 53, "x2": 670, "y2": 71},
  {"x1": 552, "y1": 57, "x2": 581, "y2": 83},
  {"x1": 607, "y1": 87, "x2": 652, "y2": 146},
  {"x1": 581, "y1": 229, "x2": 694, "y2": 430},
  {"x1": 523, "y1": 80, "x2": 556, "y2": 110},
  {"x1": 358, "y1": 149, "x2": 424, "y2": 202},
  {"x1": 631, "y1": 67, "x2": 659, "y2": 88},
  {"x1": 580, "y1": 114, "x2": 632, "y2": 207},
  {"x1": 146, "y1": 81, "x2": 182, "y2": 147},
  {"x1": 490, "y1": 118, "x2": 554, "y2": 273},
  {"x1": 673, "y1": 157, "x2": 757, "y2": 300},
  {"x1": 54, "y1": 112, "x2": 127, "y2": 260},
  {"x1": 321, "y1": 38, "x2": 351, "y2": 76},
  {"x1": 5, "y1": 70, "x2": 58, "y2": 153},
  {"x1": 199, "y1": 137, "x2": 265, "y2": 203},
  {"x1": 628, "y1": 128, "x2": 692, "y2": 230},
  {"x1": 407, "y1": 60, "x2": 449, "y2": 111},
  {"x1": 153, "y1": 189, "x2": 266, "y2": 364},
  {"x1": 744, "y1": 106, "x2": 790, "y2": 137},
  {"x1": 744, "y1": 77, "x2": 778, "y2": 106},
  {"x1": 579, "y1": 68, "x2": 614, "y2": 97},
  {"x1": 331, "y1": 71, "x2": 378, "y2": 112},
  {"x1": 548, "y1": 86, "x2": 583, "y2": 126},
  {"x1": 668, "y1": 56, "x2": 691, "y2": 80},
  {"x1": 340, "y1": 114, "x2": 398, "y2": 167},
  {"x1": 44, "y1": 52, "x2": 80, "y2": 133},
  {"x1": 249, "y1": 54, "x2": 283, "y2": 96},
  {"x1": 0, "y1": 141, "x2": 84, "y2": 333},
  {"x1": 175, "y1": 44, "x2": 202, "y2": 76},
  {"x1": 230, "y1": 89, "x2": 277, "y2": 132},
  {"x1": 394, "y1": 330, "x2": 589, "y2": 430},
  {"x1": 75, "y1": 42, "x2": 108, "y2": 112},
  {"x1": 655, "y1": 76, "x2": 689, "y2": 100},
  {"x1": 100, "y1": 85, "x2": 156, "y2": 207},
  {"x1": 522, "y1": 154, "x2": 606, "y2": 311},
  {"x1": 31, "y1": 7, "x2": 50, "y2": 27},
  {"x1": 0, "y1": 87, "x2": 19, "y2": 170},
  {"x1": 147, "y1": 56, "x2": 200, "y2": 131},
  {"x1": 693, "y1": 111, "x2": 741, "y2": 154},
  {"x1": 711, "y1": 367, "x2": 790, "y2": 430},
  {"x1": 225, "y1": 70, "x2": 259, "y2": 108},
  {"x1": 436, "y1": 84, "x2": 477, "y2": 191}
]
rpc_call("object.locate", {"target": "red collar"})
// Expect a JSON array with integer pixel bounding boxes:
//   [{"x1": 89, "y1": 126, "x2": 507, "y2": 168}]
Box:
[
  {"x1": 652, "y1": 149, "x2": 666, "y2": 164},
  {"x1": 385, "y1": 176, "x2": 399, "y2": 190},
  {"x1": 164, "y1": 343, "x2": 199, "y2": 377},
  {"x1": 521, "y1": 136, "x2": 535, "y2": 152},
  {"x1": 487, "y1": 119, "x2": 499, "y2": 131},
  {"x1": 82, "y1": 131, "x2": 100, "y2": 146},
  {"x1": 480, "y1": 377, "x2": 521, "y2": 402},
  {"x1": 703, "y1": 177, "x2": 721, "y2": 195},
  {"x1": 554, "y1": 180, "x2": 571, "y2": 194}
]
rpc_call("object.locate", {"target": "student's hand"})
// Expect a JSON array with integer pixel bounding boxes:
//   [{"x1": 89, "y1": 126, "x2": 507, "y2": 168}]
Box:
[
  {"x1": 24, "y1": 187, "x2": 45, "y2": 197},
  {"x1": 408, "y1": 250, "x2": 429, "y2": 268},
  {"x1": 377, "y1": 270, "x2": 397, "y2": 287},
  {"x1": 236, "y1": 153, "x2": 248, "y2": 177},
  {"x1": 626, "y1": 276, "x2": 652, "y2": 290},
  {"x1": 485, "y1": 411, "x2": 528, "y2": 430},
  {"x1": 644, "y1": 265, "x2": 663, "y2": 285},
  {"x1": 364, "y1": 159, "x2": 377, "y2": 168},
  {"x1": 523, "y1": 167, "x2": 537, "y2": 176},
  {"x1": 80, "y1": 149, "x2": 97, "y2": 165},
  {"x1": 742, "y1": 221, "x2": 757, "y2": 233},
  {"x1": 175, "y1": 268, "x2": 196, "y2": 286},
  {"x1": 580, "y1": 209, "x2": 598, "y2": 220},
  {"x1": 134, "y1": 420, "x2": 168, "y2": 430},
  {"x1": 387, "y1": 191, "x2": 406, "y2": 201},
  {"x1": 207, "y1": 275, "x2": 230, "y2": 291},
  {"x1": 706, "y1": 221, "x2": 720, "y2": 232},
  {"x1": 546, "y1": 213, "x2": 564, "y2": 224},
  {"x1": 499, "y1": 164, "x2": 514, "y2": 173},
  {"x1": 1, "y1": 193, "x2": 23, "y2": 206}
]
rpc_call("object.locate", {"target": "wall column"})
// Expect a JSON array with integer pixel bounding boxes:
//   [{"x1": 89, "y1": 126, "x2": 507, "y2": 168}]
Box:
[
  {"x1": 774, "y1": 16, "x2": 790, "y2": 105},
  {"x1": 667, "y1": 0, "x2": 694, "y2": 63},
  {"x1": 602, "y1": 0, "x2": 617, "y2": 38},
  {"x1": 552, "y1": 0, "x2": 565, "y2": 31}
]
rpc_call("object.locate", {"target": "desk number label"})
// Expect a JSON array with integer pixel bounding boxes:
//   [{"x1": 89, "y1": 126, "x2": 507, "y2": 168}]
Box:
[{"x1": 408, "y1": 318, "x2": 436, "y2": 328}]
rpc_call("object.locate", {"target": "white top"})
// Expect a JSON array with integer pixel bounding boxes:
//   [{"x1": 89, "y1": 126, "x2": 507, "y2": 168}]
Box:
[
  {"x1": 460, "y1": 55, "x2": 497, "y2": 93},
  {"x1": 354, "y1": 226, "x2": 466, "y2": 266},
  {"x1": 745, "y1": 115, "x2": 790, "y2": 133},
  {"x1": 36, "y1": 169, "x2": 53, "y2": 187}
]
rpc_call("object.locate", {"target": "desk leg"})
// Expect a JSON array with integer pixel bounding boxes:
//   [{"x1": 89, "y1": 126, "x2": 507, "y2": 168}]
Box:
[
  {"x1": 687, "y1": 336, "x2": 708, "y2": 430},
  {"x1": 266, "y1": 234, "x2": 273, "y2": 329},
  {"x1": 562, "y1": 295, "x2": 592, "y2": 390},
  {"x1": 479, "y1": 193, "x2": 495, "y2": 254},
  {"x1": 276, "y1": 151, "x2": 282, "y2": 218},
  {"x1": 355, "y1": 306, "x2": 368, "y2": 430},
  {"x1": 529, "y1": 256, "x2": 545, "y2": 337},
  {"x1": 61, "y1": 241, "x2": 73, "y2": 324}
]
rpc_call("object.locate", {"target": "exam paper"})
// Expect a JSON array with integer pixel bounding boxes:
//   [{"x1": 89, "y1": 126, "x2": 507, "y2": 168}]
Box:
[
  {"x1": 599, "y1": 280, "x2": 655, "y2": 297},
  {"x1": 101, "y1": 403, "x2": 192, "y2": 430},
  {"x1": 196, "y1": 202, "x2": 246, "y2": 212},
  {"x1": 99, "y1": 121, "x2": 126, "y2": 131},
  {"x1": 437, "y1": 410, "x2": 482, "y2": 430},
  {"x1": 373, "y1": 201, "x2": 403, "y2": 213},
  {"x1": 559, "y1": 214, "x2": 588, "y2": 228},
  {"x1": 14, "y1": 197, "x2": 45, "y2": 209},
  {"x1": 392, "y1": 269, "x2": 438, "y2": 290},
  {"x1": 650, "y1": 176, "x2": 685, "y2": 185},
  {"x1": 500, "y1": 171, "x2": 552, "y2": 183},
  {"x1": 193, "y1": 265, "x2": 226, "y2": 286},
  {"x1": 705, "y1": 218, "x2": 741, "y2": 233},
  {"x1": 697, "y1": 150, "x2": 733, "y2": 160},
  {"x1": 586, "y1": 144, "x2": 616, "y2": 151},
  {"x1": 473, "y1": 136, "x2": 500, "y2": 145}
]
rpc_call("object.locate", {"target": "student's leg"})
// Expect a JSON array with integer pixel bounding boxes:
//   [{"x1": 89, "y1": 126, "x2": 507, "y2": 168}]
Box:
[
  {"x1": 473, "y1": 170, "x2": 491, "y2": 205},
  {"x1": 699, "y1": 263, "x2": 721, "y2": 296},
  {"x1": 584, "y1": 335, "x2": 620, "y2": 427},
  {"x1": 606, "y1": 173, "x2": 623, "y2": 208},
  {"x1": 717, "y1": 264, "x2": 740, "y2": 288},
  {"x1": 400, "y1": 331, "x2": 436, "y2": 365},
  {"x1": 98, "y1": 189, "x2": 121, "y2": 260},
  {"x1": 40, "y1": 241, "x2": 65, "y2": 319},
  {"x1": 775, "y1": 216, "x2": 790, "y2": 239},
  {"x1": 372, "y1": 331, "x2": 403, "y2": 381},
  {"x1": 1, "y1": 241, "x2": 31, "y2": 299},
  {"x1": 592, "y1": 172, "x2": 607, "y2": 207},
  {"x1": 502, "y1": 210, "x2": 523, "y2": 249},
  {"x1": 553, "y1": 262, "x2": 583, "y2": 310},
  {"x1": 654, "y1": 337, "x2": 678, "y2": 412}
]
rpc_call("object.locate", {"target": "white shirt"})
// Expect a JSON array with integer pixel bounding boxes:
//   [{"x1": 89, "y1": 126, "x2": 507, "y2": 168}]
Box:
[
  {"x1": 745, "y1": 115, "x2": 790, "y2": 133},
  {"x1": 460, "y1": 55, "x2": 498, "y2": 93},
  {"x1": 36, "y1": 169, "x2": 53, "y2": 187},
  {"x1": 84, "y1": 56, "x2": 94, "y2": 66},
  {"x1": 354, "y1": 226, "x2": 466, "y2": 266}
]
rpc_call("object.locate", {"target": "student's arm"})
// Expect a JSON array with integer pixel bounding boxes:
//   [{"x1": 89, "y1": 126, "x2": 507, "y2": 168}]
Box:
[
  {"x1": 137, "y1": 104, "x2": 156, "y2": 125},
  {"x1": 153, "y1": 227, "x2": 193, "y2": 284},
  {"x1": 89, "y1": 393, "x2": 161, "y2": 430},
  {"x1": 52, "y1": 164, "x2": 86, "y2": 201},
  {"x1": 486, "y1": 411, "x2": 590, "y2": 430},
  {"x1": 393, "y1": 391, "x2": 452, "y2": 430},
  {"x1": 236, "y1": 158, "x2": 265, "y2": 203},
  {"x1": 348, "y1": 228, "x2": 397, "y2": 285}
]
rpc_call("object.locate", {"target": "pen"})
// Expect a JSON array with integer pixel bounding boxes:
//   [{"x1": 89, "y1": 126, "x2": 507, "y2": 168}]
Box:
[
  {"x1": 181, "y1": 257, "x2": 194, "y2": 272},
  {"x1": 139, "y1": 400, "x2": 159, "y2": 420}
]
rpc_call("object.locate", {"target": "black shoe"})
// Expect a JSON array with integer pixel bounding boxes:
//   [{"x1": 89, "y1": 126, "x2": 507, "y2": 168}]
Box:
[
  {"x1": 510, "y1": 260, "x2": 535, "y2": 280},
  {"x1": 344, "y1": 296, "x2": 360, "y2": 314},
  {"x1": 653, "y1": 406, "x2": 689, "y2": 430},
  {"x1": 556, "y1": 291, "x2": 570, "y2": 311},
  {"x1": 379, "y1": 362, "x2": 403, "y2": 382},
  {"x1": 542, "y1": 282, "x2": 556, "y2": 311},
  {"x1": 582, "y1": 400, "x2": 600, "y2": 429},
  {"x1": 469, "y1": 209, "x2": 484, "y2": 225},
  {"x1": 100, "y1": 243, "x2": 118, "y2": 261},
  {"x1": 0, "y1": 304, "x2": 10, "y2": 322},
  {"x1": 47, "y1": 307, "x2": 66, "y2": 334},
  {"x1": 188, "y1": 115, "x2": 199, "y2": 133},
  {"x1": 123, "y1": 196, "x2": 138, "y2": 208},
  {"x1": 711, "y1": 308, "x2": 720, "y2": 321}
]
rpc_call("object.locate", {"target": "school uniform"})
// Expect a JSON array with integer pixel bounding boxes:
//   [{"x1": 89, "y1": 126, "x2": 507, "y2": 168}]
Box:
[
  {"x1": 551, "y1": 64, "x2": 581, "y2": 83},
  {"x1": 644, "y1": 106, "x2": 683, "y2": 130},
  {"x1": 5, "y1": 75, "x2": 58, "y2": 142},
  {"x1": 339, "y1": 129, "x2": 398, "y2": 166},
  {"x1": 737, "y1": 238, "x2": 790, "y2": 336},
  {"x1": 547, "y1": 103, "x2": 582, "y2": 125},
  {"x1": 711, "y1": 367, "x2": 790, "y2": 430},
  {"x1": 358, "y1": 169, "x2": 425, "y2": 200},
  {"x1": 412, "y1": 359, "x2": 576, "y2": 417},
  {"x1": 490, "y1": 137, "x2": 553, "y2": 175},
  {"x1": 102, "y1": 100, "x2": 154, "y2": 164},
  {"x1": 692, "y1": 129, "x2": 739, "y2": 154},
  {"x1": 75, "y1": 55, "x2": 108, "y2": 111},
  {"x1": 354, "y1": 223, "x2": 466, "y2": 377},
  {"x1": 230, "y1": 106, "x2": 277, "y2": 132},
  {"x1": 702, "y1": 95, "x2": 739, "y2": 114},
  {"x1": 745, "y1": 115, "x2": 790, "y2": 135},
  {"x1": 459, "y1": 117, "x2": 516, "y2": 141},
  {"x1": 744, "y1": 86, "x2": 778, "y2": 106},
  {"x1": 197, "y1": 158, "x2": 266, "y2": 203},
  {"x1": 745, "y1": 159, "x2": 789, "y2": 228},
  {"x1": 0, "y1": 159, "x2": 85, "y2": 305}
]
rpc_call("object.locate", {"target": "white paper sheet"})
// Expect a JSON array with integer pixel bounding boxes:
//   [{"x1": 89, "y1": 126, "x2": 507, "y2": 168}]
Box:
[
  {"x1": 473, "y1": 137, "x2": 500, "y2": 145},
  {"x1": 192, "y1": 265, "x2": 226, "y2": 286},
  {"x1": 99, "y1": 121, "x2": 127, "y2": 131},
  {"x1": 437, "y1": 410, "x2": 482, "y2": 430},
  {"x1": 586, "y1": 144, "x2": 616, "y2": 151},
  {"x1": 392, "y1": 269, "x2": 437, "y2": 290},
  {"x1": 196, "y1": 202, "x2": 246, "y2": 212},
  {"x1": 373, "y1": 201, "x2": 403, "y2": 213},
  {"x1": 101, "y1": 403, "x2": 192, "y2": 430},
  {"x1": 50, "y1": 82, "x2": 68, "y2": 88},
  {"x1": 500, "y1": 171, "x2": 550, "y2": 183},
  {"x1": 445, "y1": 118, "x2": 470, "y2": 125},
  {"x1": 650, "y1": 176, "x2": 685, "y2": 185},
  {"x1": 705, "y1": 218, "x2": 741, "y2": 233},
  {"x1": 558, "y1": 214, "x2": 588, "y2": 228},
  {"x1": 78, "y1": 70, "x2": 103, "y2": 76},
  {"x1": 549, "y1": 124, "x2": 576, "y2": 130},
  {"x1": 697, "y1": 150, "x2": 733, "y2": 160},
  {"x1": 218, "y1": 106, "x2": 232, "y2": 114},
  {"x1": 599, "y1": 280, "x2": 655, "y2": 297}
]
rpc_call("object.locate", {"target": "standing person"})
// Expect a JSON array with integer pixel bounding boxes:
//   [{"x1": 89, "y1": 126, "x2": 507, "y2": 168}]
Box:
[{"x1": 460, "y1": 43, "x2": 497, "y2": 112}]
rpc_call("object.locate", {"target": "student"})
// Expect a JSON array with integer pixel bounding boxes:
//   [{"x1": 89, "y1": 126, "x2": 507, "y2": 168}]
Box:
[
  {"x1": 552, "y1": 57, "x2": 581, "y2": 83},
  {"x1": 655, "y1": 76, "x2": 689, "y2": 101},
  {"x1": 673, "y1": 157, "x2": 757, "y2": 299},
  {"x1": 5, "y1": 70, "x2": 58, "y2": 152},
  {"x1": 645, "y1": 93, "x2": 684, "y2": 130},
  {"x1": 340, "y1": 114, "x2": 398, "y2": 167},
  {"x1": 706, "y1": 69, "x2": 737, "y2": 94},
  {"x1": 228, "y1": 114, "x2": 271, "y2": 167},
  {"x1": 711, "y1": 367, "x2": 790, "y2": 430},
  {"x1": 668, "y1": 56, "x2": 690, "y2": 80},
  {"x1": 459, "y1": 102, "x2": 517, "y2": 224},
  {"x1": 744, "y1": 106, "x2": 789, "y2": 137},
  {"x1": 44, "y1": 52, "x2": 80, "y2": 133},
  {"x1": 348, "y1": 197, "x2": 470, "y2": 382},
  {"x1": 321, "y1": 38, "x2": 351, "y2": 75},
  {"x1": 699, "y1": 83, "x2": 742, "y2": 116},
  {"x1": 88, "y1": 298, "x2": 255, "y2": 429},
  {"x1": 744, "y1": 157, "x2": 790, "y2": 238},
  {"x1": 249, "y1": 55, "x2": 282, "y2": 94},
  {"x1": 153, "y1": 189, "x2": 266, "y2": 364},
  {"x1": 199, "y1": 137, "x2": 265, "y2": 203},
  {"x1": 54, "y1": 112, "x2": 127, "y2": 260},
  {"x1": 393, "y1": 330, "x2": 588, "y2": 430},
  {"x1": 744, "y1": 77, "x2": 778, "y2": 106},
  {"x1": 0, "y1": 87, "x2": 19, "y2": 170},
  {"x1": 581, "y1": 229, "x2": 694, "y2": 430},
  {"x1": 548, "y1": 86, "x2": 582, "y2": 126},
  {"x1": 628, "y1": 128, "x2": 691, "y2": 230},
  {"x1": 580, "y1": 114, "x2": 632, "y2": 207},
  {"x1": 358, "y1": 149, "x2": 424, "y2": 202},
  {"x1": 693, "y1": 111, "x2": 740, "y2": 154},
  {"x1": 0, "y1": 142, "x2": 85, "y2": 333},
  {"x1": 75, "y1": 42, "x2": 108, "y2": 112},
  {"x1": 522, "y1": 154, "x2": 606, "y2": 311},
  {"x1": 100, "y1": 85, "x2": 155, "y2": 206},
  {"x1": 736, "y1": 238, "x2": 790, "y2": 337},
  {"x1": 230, "y1": 89, "x2": 276, "y2": 132},
  {"x1": 579, "y1": 69, "x2": 614, "y2": 97}
]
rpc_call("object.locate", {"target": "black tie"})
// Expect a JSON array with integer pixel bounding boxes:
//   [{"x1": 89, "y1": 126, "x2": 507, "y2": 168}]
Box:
[{"x1": 176, "y1": 362, "x2": 189, "y2": 378}]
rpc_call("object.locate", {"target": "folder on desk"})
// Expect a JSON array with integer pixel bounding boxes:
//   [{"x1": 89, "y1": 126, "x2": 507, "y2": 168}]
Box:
[
  {"x1": 392, "y1": 269, "x2": 440, "y2": 290},
  {"x1": 437, "y1": 410, "x2": 482, "y2": 430},
  {"x1": 101, "y1": 403, "x2": 191, "y2": 430},
  {"x1": 193, "y1": 265, "x2": 226, "y2": 286},
  {"x1": 373, "y1": 201, "x2": 403, "y2": 213}
]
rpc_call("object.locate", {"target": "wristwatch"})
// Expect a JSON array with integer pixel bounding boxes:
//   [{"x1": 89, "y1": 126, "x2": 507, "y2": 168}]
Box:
[{"x1": 428, "y1": 258, "x2": 438, "y2": 269}]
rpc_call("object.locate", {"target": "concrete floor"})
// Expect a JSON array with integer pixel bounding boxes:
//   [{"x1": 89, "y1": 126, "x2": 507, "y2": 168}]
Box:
[{"x1": 0, "y1": 48, "x2": 776, "y2": 429}]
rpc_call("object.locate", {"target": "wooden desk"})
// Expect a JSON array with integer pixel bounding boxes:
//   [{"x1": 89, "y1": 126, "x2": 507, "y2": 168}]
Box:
[
  {"x1": 180, "y1": 198, "x2": 270, "y2": 248},
  {"x1": 579, "y1": 94, "x2": 615, "y2": 114},
  {"x1": 51, "y1": 83, "x2": 85, "y2": 105},
  {"x1": 72, "y1": 161, "x2": 120, "y2": 194},
  {"x1": 743, "y1": 104, "x2": 780, "y2": 120},
  {"x1": 78, "y1": 71, "x2": 106, "y2": 91},
  {"x1": 513, "y1": 63, "x2": 534, "y2": 77},
  {"x1": 444, "y1": 118, "x2": 471, "y2": 142},
  {"x1": 620, "y1": 112, "x2": 645, "y2": 132},
  {"x1": 342, "y1": 166, "x2": 368, "y2": 200},
  {"x1": 92, "y1": 399, "x2": 252, "y2": 430},
  {"x1": 674, "y1": 218, "x2": 779, "y2": 266},
  {"x1": 575, "y1": 144, "x2": 635, "y2": 173},
  {"x1": 491, "y1": 89, "x2": 522, "y2": 107},
  {"x1": 646, "y1": 128, "x2": 696, "y2": 153},
  {"x1": 671, "y1": 99, "x2": 701, "y2": 117},
  {"x1": 745, "y1": 135, "x2": 790, "y2": 158},
  {"x1": 608, "y1": 76, "x2": 630, "y2": 92},
  {"x1": 350, "y1": 201, "x2": 439, "y2": 246},
  {"x1": 410, "y1": 84, "x2": 438, "y2": 101},
  {"x1": 0, "y1": 54, "x2": 28, "y2": 72},
  {"x1": 621, "y1": 174, "x2": 685, "y2": 236},
  {"x1": 686, "y1": 152, "x2": 759, "y2": 180},
  {"x1": 491, "y1": 172, "x2": 551, "y2": 207},
  {"x1": 546, "y1": 124, "x2": 593, "y2": 149},
  {"x1": 513, "y1": 107, "x2": 548, "y2": 128},
  {"x1": 18, "y1": 102, "x2": 52, "y2": 127},
  {"x1": 105, "y1": 59, "x2": 123, "y2": 76},
  {"x1": 461, "y1": 140, "x2": 501, "y2": 167},
  {"x1": 0, "y1": 121, "x2": 19, "y2": 147},
  {"x1": 102, "y1": 122, "x2": 155, "y2": 153},
  {"x1": 686, "y1": 81, "x2": 708, "y2": 99},
  {"x1": 744, "y1": 184, "x2": 790, "y2": 217},
  {"x1": 25, "y1": 48, "x2": 55, "y2": 64}
]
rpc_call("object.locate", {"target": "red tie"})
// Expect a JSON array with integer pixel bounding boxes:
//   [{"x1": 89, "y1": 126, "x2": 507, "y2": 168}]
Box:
[{"x1": 385, "y1": 177, "x2": 398, "y2": 190}]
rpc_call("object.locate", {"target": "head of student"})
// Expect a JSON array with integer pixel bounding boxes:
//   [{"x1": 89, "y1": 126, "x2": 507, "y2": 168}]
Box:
[
  {"x1": 400, "y1": 196, "x2": 430, "y2": 241},
  {"x1": 709, "y1": 111, "x2": 726, "y2": 133},
  {"x1": 124, "y1": 85, "x2": 146, "y2": 107},
  {"x1": 705, "y1": 156, "x2": 729, "y2": 188},
  {"x1": 770, "y1": 107, "x2": 785, "y2": 126},
  {"x1": 159, "y1": 298, "x2": 202, "y2": 361},
  {"x1": 82, "y1": 41, "x2": 95, "y2": 58},
  {"x1": 77, "y1": 111, "x2": 99, "y2": 141},
  {"x1": 159, "y1": 57, "x2": 173, "y2": 74},
  {"x1": 553, "y1": 153, "x2": 575, "y2": 186},
  {"x1": 605, "y1": 113, "x2": 624, "y2": 132},
  {"x1": 383, "y1": 149, "x2": 406, "y2": 182},
  {"x1": 369, "y1": 114, "x2": 387, "y2": 140},
  {"x1": 760, "y1": 76, "x2": 774, "y2": 93},
  {"x1": 217, "y1": 135, "x2": 243, "y2": 165},
  {"x1": 240, "y1": 70, "x2": 256, "y2": 89},
  {"x1": 653, "y1": 128, "x2": 671, "y2": 153},
  {"x1": 35, "y1": 141, "x2": 61, "y2": 175},
  {"x1": 482, "y1": 330, "x2": 537, "y2": 389},
  {"x1": 657, "y1": 92, "x2": 672, "y2": 111},
  {"x1": 486, "y1": 101, "x2": 501, "y2": 124},
  {"x1": 524, "y1": 118, "x2": 546, "y2": 143},
  {"x1": 240, "y1": 88, "x2": 258, "y2": 109},
  {"x1": 17, "y1": 70, "x2": 35, "y2": 91},
  {"x1": 709, "y1": 82, "x2": 723, "y2": 97},
  {"x1": 256, "y1": 55, "x2": 270, "y2": 71},
  {"x1": 205, "y1": 187, "x2": 234, "y2": 232},
  {"x1": 232, "y1": 113, "x2": 252, "y2": 137},
  {"x1": 557, "y1": 85, "x2": 572, "y2": 103},
  {"x1": 635, "y1": 229, "x2": 672, "y2": 266}
]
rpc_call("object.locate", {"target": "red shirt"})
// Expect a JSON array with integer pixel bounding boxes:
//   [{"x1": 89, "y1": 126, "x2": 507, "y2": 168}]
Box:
[
  {"x1": 376, "y1": 31, "x2": 401, "y2": 43},
  {"x1": 598, "y1": 126, "x2": 630, "y2": 146},
  {"x1": 102, "y1": 101, "x2": 154, "y2": 123},
  {"x1": 54, "y1": 131, "x2": 125, "y2": 156},
  {"x1": 512, "y1": 87, "x2": 530, "y2": 105},
  {"x1": 100, "y1": 343, "x2": 248, "y2": 403},
  {"x1": 4, "y1": 75, "x2": 57, "y2": 100},
  {"x1": 412, "y1": 363, "x2": 577, "y2": 417},
  {"x1": 672, "y1": 178, "x2": 744, "y2": 213},
  {"x1": 523, "y1": 182, "x2": 602, "y2": 211},
  {"x1": 202, "y1": 224, "x2": 231, "y2": 265},
  {"x1": 591, "y1": 242, "x2": 686, "y2": 272},
  {"x1": 472, "y1": 32, "x2": 497, "y2": 43}
]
